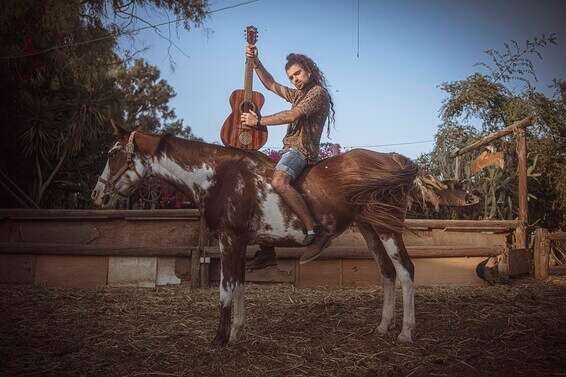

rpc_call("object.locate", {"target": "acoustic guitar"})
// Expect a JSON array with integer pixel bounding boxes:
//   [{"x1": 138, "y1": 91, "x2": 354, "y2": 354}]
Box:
[{"x1": 220, "y1": 26, "x2": 267, "y2": 150}]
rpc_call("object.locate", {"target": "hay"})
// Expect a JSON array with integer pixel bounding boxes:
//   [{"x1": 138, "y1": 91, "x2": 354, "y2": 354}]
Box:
[{"x1": 1, "y1": 277, "x2": 566, "y2": 377}]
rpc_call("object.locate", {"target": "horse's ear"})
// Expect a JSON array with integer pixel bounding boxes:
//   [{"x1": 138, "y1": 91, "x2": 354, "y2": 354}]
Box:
[{"x1": 110, "y1": 119, "x2": 128, "y2": 138}]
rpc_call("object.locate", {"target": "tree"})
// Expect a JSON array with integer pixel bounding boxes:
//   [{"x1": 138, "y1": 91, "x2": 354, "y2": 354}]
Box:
[
  {"x1": 418, "y1": 34, "x2": 566, "y2": 228},
  {"x1": 0, "y1": 0, "x2": 208, "y2": 207},
  {"x1": 113, "y1": 58, "x2": 199, "y2": 139}
]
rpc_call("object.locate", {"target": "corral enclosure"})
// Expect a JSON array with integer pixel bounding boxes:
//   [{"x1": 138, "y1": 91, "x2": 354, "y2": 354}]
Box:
[
  {"x1": 0, "y1": 209, "x2": 519, "y2": 288},
  {"x1": 1, "y1": 209, "x2": 564, "y2": 377},
  {"x1": 1, "y1": 278, "x2": 565, "y2": 376}
]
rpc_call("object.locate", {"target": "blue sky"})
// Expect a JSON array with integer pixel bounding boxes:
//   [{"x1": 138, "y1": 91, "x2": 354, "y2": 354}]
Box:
[{"x1": 119, "y1": 0, "x2": 566, "y2": 158}]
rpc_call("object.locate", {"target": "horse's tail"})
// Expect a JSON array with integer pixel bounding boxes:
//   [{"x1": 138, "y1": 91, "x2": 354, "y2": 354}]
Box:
[{"x1": 338, "y1": 150, "x2": 418, "y2": 234}]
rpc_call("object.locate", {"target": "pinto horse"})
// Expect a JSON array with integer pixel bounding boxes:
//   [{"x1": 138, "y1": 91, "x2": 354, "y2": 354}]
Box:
[{"x1": 91, "y1": 122, "x2": 419, "y2": 345}]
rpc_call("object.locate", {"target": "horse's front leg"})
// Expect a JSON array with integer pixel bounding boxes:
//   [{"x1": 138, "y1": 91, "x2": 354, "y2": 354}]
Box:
[{"x1": 213, "y1": 232, "x2": 247, "y2": 346}]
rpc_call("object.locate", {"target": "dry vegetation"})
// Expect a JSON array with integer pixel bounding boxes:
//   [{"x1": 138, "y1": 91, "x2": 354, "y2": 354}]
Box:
[{"x1": 1, "y1": 277, "x2": 565, "y2": 377}]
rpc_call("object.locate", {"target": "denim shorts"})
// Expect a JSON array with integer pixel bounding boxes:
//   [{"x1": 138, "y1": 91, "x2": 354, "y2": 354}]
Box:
[{"x1": 275, "y1": 149, "x2": 307, "y2": 180}]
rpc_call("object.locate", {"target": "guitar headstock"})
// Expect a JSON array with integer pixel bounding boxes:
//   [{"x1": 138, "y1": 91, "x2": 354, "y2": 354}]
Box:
[{"x1": 245, "y1": 25, "x2": 258, "y2": 46}]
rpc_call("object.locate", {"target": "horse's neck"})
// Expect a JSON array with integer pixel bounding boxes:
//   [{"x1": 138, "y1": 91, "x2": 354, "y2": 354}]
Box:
[{"x1": 148, "y1": 150, "x2": 215, "y2": 203}]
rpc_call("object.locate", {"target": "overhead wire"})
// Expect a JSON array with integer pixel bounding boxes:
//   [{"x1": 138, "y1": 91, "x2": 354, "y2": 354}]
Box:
[
  {"x1": 262, "y1": 139, "x2": 434, "y2": 150},
  {"x1": 0, "y1": 0, "x2": 261, "y2": 60}
]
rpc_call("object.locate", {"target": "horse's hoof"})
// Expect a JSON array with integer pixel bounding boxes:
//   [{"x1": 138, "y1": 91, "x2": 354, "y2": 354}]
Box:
[
  {"x1": 397, "y1": 333, "x2": 413, "y2": 343},
  {"x1": 213, "y1": 333, "x2": 229, "y2": 347}
]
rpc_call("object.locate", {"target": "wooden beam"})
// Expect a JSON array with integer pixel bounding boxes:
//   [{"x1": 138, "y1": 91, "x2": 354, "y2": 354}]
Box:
[
  {"x1": 205, "y1": 245, "x2": 502, "y2": 259},
  {"x1": 191, "y1": 246, "x2": 202, "y2": 288},
  {"x1": 547, "y1": 232, "x2": 566, "y2": 241},
  {"x1": 515, "y1": 127, "x2": 528, "y2": 249},
  {"x1": 450, "y1": 116, "x2": 534, "y2": 157},
  {"x1": 0, "y1": 242, "x2": 193, "y2": 257},
  {"x1": 198, "y1": 215, "x2": 209, "y2": 288},
  {"x1": 534, "y1": 228, "x2": 550, "y2": 280},
  {"x1": 405, "y1": 219, "x2": 518, "y2": 230},
  {"x1": 0, "y1": 209, "x2": 200, "y2": 221},
  {"x1": 454, "y1": 155, "x2": 461, "y2": 180}
]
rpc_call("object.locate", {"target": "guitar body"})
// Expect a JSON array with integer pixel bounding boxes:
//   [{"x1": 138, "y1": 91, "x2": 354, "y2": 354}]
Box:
[
  {"x1": 221, "y1": 89, "x2": 267, "y2": 149},
  {"x1": 220, "y1": 25, "x2": 268, "y2": 150}
]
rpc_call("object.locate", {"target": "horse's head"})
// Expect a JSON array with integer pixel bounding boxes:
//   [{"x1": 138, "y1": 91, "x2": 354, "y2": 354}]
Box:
[{"x1": 91, "y1": 120, "x2": 154, "y2": 208}]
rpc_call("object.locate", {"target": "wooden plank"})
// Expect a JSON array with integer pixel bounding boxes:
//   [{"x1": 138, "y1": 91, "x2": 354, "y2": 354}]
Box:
[
  {"x1": 413, "y1": 257, "x2": 486, "y2": 286},
  {"x1": 548, "y1": 232, "x2": 566, "y2": 241},
  {"x1": 198, "y1": 215, "x2": 209, "y2": 288},
  {"x1": 204, "y1": 245, "x2": 501, "y2": 259},
  {"x1": 0, "y1": 242, "x2": 192, "y2": 257},
  {"x1": 342, "y1": 259, "x2": 381, "y2": 287},
  {"x1": 0, "y1": 254, "x2": 36, "y2": 284},
  {"x1": 450, "y1": 116, "x2": 533, "y2": 157},
  {"x1": 508, "y1": 248, "x2": 531, "y2": 276},
  {"x1": 550, "y1": 265, "x2": 566, "y2": 276},
  {"x1": 534, "y1": 228, "x2": 550, "y2": 280},
  {"x1": 296, "y1": 260, "x2": 341, "y2": 288},
  {"x1": 405, "y1": 219, "x2": 518, "y2": 229},
  {"x1": 108, "y1": 256, "x2": 156, "y2": 287},
  {"x1": 0, "y1": 209, "x2": 200, "y2": 220},
  {"x1": 470, "y1": 151, "x2": 505, "y2": 175},
  {"x1": 174, "y1": 256, "x2": 191, "y2": 281},
  {"x1": 245, "y1": 259, "x2": 295, "y2": 283},
  {"x1": 441, "y1": 226, "x2": 511, "y2": 233},
  {"x1": 35, "y1": 255, "x2": 108, "y2": 288},
  {"x1": 191, "y1": 246, "x2": 201, "y2": 288},
  {"x1": 293, "y1": 257, "x2": 486, "y2": 288}
]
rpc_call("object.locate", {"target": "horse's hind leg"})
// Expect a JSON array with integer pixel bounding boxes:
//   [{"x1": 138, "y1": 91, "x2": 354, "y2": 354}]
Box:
[
  {"x1": 213, "y1": 233, "x2": 247, "y2": 346},
  {"x1": 357, "y1": 222, "x2": 396, "y2": 334},
  {"x1": 230, "y1": 246, "x2": 246, "y2": 342},
  {"x1": 377, "y1": 231, "x2": 415, "y2": 343}
]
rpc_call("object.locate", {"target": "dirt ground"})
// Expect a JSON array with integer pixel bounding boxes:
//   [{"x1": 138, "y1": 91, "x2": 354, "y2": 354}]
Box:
[{"x1": 1, "y1": 277, "x2": 565, "y2": 377}]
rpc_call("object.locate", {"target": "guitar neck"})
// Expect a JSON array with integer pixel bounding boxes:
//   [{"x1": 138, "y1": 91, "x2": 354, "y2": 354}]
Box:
[{"x1": 243, "y1": 46, "x2": 255, "y2": 103}]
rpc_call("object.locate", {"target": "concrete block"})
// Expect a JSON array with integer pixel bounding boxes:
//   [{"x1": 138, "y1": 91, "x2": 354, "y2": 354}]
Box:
[
  {"x1": 156, "y1": 257, "x2": 181, "y2": 286},
  {"x1": 108, "y1": 256, "x2": 156, "y2": 287}
]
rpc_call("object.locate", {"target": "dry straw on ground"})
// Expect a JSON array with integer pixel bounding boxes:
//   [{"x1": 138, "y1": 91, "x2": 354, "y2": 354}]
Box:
[{"x1": 1, "y1": 277, "x2": 565, "y2": 377}]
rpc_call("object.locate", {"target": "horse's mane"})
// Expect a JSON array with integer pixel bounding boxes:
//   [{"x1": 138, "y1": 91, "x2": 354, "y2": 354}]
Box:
[{"x1": 154, "y1": 134, "x2": 276, "y2": 168}]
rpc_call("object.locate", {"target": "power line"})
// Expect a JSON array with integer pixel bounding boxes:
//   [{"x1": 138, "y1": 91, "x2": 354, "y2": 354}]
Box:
[
  {"x1": 345, "y1": 140, "x2": 434, "y2": 149},
  {"x1": 263, "y1": 139, "x2": 434, "y2": 150},
  {"x1": 0, "y1": 0, "x2": 261, "y2": 60}
]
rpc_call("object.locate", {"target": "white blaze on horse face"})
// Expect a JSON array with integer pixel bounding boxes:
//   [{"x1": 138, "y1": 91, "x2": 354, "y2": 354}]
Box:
[
  {"x1": 91, "y1": 161, "x2": 110, "y2": 206},
  {"x1": 256, "y1": 188, "x2": 304, "y2": 241}
]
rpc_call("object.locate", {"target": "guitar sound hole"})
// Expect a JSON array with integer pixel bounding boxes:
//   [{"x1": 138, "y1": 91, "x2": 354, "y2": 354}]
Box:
[{"x1": 239, "y1": 101, "x2": 256, "y2": 114}]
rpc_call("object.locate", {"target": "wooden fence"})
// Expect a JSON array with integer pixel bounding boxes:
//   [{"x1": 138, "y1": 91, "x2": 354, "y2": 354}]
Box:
[
  {"x1": 534, "y1": 229, "x2": 566, "y2": 279},
  {"x1": 0, "y1": 209, "x2": 521, "y2": 288}
]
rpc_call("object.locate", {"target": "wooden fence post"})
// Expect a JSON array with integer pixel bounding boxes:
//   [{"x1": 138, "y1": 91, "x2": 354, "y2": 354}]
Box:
[
  {"x1": 514, "y1": 127, "x2": 528, "y2": 249},
  {"x1": 534, "y1": 228, "x2": 549, "y2": 280},
  {"x1": 191, "y1": 246, "x2": 202, "y2": 288},
  {"x1": 454, "y1": 155, "x2": 461, "y2": 181},
  {"x1": 198, "y1": 215, "x2": 210, "y2": 288}
]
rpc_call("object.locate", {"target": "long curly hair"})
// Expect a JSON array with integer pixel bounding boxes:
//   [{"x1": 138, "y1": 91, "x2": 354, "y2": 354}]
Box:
[{"x1": 285, "y1": 53, "x2": 336, "y2": 136}]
